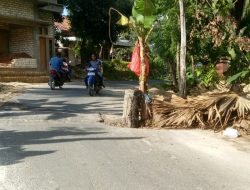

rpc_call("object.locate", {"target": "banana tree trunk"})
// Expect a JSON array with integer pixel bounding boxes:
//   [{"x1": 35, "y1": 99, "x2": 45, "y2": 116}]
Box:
[
  {"x1": 179, "y1": 0, "x2": 187, "y2": 99},
  {"x1": 138, "y1": 37, "x2": 147, "y2": 93},
  {"x1": 138, "y1": 36, "x2": 148, "y2": 123}
]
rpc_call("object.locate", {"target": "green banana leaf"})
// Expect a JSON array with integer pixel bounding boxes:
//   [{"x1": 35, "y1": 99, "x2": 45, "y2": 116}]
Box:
[
  {"x1": 226, "y1": 70, "x2": 249, "y2": 84},
  {"x1": 228, "y1": 48, "x2": 236, "y2": 60},
  {"x1": 132, "y1": 0, "x2": 156, "y2": 29}
]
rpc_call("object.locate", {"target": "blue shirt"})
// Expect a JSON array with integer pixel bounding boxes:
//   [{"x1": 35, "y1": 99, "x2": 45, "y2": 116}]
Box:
[
  {"x1": 50, "y1": 56, "x2": 63, "y2": 71},
  {"x1": 88, "y1": 60, "x2": 101, "y2": 70}
]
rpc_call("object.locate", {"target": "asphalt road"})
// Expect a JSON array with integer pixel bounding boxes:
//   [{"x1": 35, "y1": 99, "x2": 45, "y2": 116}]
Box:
[{"x1": 0, "y1": 81, "x2": 250, "y2": 190}]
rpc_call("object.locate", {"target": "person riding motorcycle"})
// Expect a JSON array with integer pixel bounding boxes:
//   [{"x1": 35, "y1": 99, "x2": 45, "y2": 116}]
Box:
[
  {"x1": 62, "y1": 58, "x2": 72, "y2": 82},
  {"x1": 85, "y1": 53, "x2": 105, "y2": 88},
  {"x1": 49, "y1": 53, "x2": 64, "y2": 83}
]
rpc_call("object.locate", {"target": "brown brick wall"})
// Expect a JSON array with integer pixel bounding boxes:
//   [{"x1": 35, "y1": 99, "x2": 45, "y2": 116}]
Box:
[
  {"x1": 38, "y1": 11, "x2": 54, "y2": 37},
  {"x1": 0, "y1": 0, "x2": 57, "y2": 71},
  {"x1": 38, "y1": 11, "x2": 52, "y2": 21},
  {"x1": 10, "y1": 27, "x2": 34, "y2": 57},
  {"x1": 0, "y1": 0, "x2": 34, "y2": 19}
]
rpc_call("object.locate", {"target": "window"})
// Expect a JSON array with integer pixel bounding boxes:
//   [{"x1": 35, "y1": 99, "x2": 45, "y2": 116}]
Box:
[
  {"x1": 39, "y1": 27, "x2": 43, "y2": 35},
  {"x1": 44, "y1": 28, "x2": 48, "y2": 35},
  {"x1": 39, "y1": 27, "x2": 49, "y2": 35}
]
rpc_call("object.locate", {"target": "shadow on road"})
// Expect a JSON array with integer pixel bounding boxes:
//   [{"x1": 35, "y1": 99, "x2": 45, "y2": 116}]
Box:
[
  {"x1": 0, "y1": 81, "x2": 144, "y2": 166},
  {"x1": 0, "y1": 82, "x2": 131, "y2": 120},
  {"x1": 0, "y1": 98, "x2": 122, "y2": 120},
  {"x1": 0, "y1": 127, "x2": 143, "y2": 166}
]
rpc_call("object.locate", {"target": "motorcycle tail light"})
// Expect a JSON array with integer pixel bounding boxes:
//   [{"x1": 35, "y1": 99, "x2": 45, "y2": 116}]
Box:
[{"x1": 50, "y1": 70, "x2": 57, "y2": 75}]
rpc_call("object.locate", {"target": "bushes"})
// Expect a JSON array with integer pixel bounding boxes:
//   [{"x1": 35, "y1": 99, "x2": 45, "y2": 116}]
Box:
[
  {"x1": 149, "y1": 56, "x2": 168, "y2": 80},
  {"x1": 103, "y1": 59, "x2": 137, "y2": 80},
  {"x1": 103, "y1": 58, "x2": 168, "y2": 81}
]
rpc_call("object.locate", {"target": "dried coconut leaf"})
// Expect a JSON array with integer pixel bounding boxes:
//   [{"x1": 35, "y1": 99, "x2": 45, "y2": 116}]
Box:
[
  {"x1": 152, "y1": 92, "x2": 250, "y2": 134},
  {"x1": 236, "y1": 96, "x2": 250, "y2": 117}
]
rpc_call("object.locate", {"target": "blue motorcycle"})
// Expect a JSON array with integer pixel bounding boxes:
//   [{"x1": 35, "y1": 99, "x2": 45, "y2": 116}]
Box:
[{"x1": 85, "y1": 67, "x2": 102, "y2": 96}]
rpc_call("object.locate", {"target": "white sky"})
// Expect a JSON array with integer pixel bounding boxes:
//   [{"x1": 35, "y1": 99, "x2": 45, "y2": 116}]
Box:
[{"x1": 62, "y1": 7, "x2": 68, "y2": 16}]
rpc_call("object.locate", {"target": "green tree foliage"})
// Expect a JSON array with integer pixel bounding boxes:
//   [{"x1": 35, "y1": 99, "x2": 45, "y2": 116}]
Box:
[
  {"x1": 151, "y1": 0, "x2": 250, "y2": 88},
  {"x1": 62, "y1": 0, "x2": 133, "y2": 61},
  {"x1": 132, "y1": 0, "x2": 157, "y2": 29},
  {"x1": 234, "y1": 0, "x2": 250, "y2": 35},
  {"x1": 152, "y1": 0, "x2": 179, "y2": 61},
  {"x1": 191, "y1": 0, "x2": 250, "y2": 84},
  {"x1": 118, "y1": 0, "x2": 158, "y2": 94}
]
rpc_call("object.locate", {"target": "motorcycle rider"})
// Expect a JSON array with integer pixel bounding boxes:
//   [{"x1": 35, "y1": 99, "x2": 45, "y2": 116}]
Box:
[
  {"x1": 62, "y1": 58, "x2": 72, "y2": 82},
  {"x1": 85, "y1": 53, "x2": 105, "y2": 88},
  {"x1": 49, "y1": 52, "x2": 64, "y2": 83}
]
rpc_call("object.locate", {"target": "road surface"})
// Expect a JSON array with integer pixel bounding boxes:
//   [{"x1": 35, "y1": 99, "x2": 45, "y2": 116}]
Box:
[{"x1": 0, "y1": 81, "x2": 250, "y2": 190}]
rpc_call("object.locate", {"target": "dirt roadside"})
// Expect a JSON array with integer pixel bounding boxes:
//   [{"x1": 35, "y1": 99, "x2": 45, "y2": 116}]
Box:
[{"x1": 0, "y1": 82, "x2": 34, "y2": 107}]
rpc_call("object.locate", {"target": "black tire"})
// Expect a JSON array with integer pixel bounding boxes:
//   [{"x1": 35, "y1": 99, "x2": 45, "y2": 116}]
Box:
[
  {"x1": 50, "y1": 77, "x2": 56, "y2": 90},
  {"x1": 88, "y1": 85, "x2": 95, "y2": 96},
  {"x1": 96, "y1": 88, "x2": 101, "y2": 94}
]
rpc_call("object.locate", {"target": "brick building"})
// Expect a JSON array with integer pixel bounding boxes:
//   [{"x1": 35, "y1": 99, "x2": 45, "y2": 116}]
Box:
[{"x1": 0, "y1": 0, "x2": 63, "y2": 76}]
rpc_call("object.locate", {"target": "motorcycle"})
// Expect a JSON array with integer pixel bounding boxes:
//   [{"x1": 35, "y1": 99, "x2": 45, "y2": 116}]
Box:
[
  {"x1": 48, "y1": 70, "x2": 65, "y2": 90},
  {"x1": 48, "y1": 62, "x2": 71, "y2": 90},
  {"x1": 86, "y1": 67, "x2": 103, "y2": 96}
]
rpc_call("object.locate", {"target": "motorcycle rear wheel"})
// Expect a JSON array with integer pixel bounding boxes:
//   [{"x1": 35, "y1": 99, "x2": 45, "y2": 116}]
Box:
[
  {"x1": 50, "y1": 77, "x2": 56, "y2": 90},
  {"x1": 88, "y1": 85, "x2": 95, "y2": 96},
  {"x1": 96, "y1": 88, "x2": 101, "y2": 94}
]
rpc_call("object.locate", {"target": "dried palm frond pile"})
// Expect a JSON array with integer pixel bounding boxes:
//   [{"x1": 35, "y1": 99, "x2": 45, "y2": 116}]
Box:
[{"x1": 152, "y1": 93, "x2": 250, "y2": 134}]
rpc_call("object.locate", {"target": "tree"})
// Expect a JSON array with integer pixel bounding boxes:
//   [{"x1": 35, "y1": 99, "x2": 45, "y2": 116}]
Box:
[
  {"x1": 130, "y1": 0, "x2": 157, "y2": 93},
  {"x1": 150, "y1": 0, "x2": 179, "y2": 87},
  {"x1": 234, "y1": 0, "x2": 250, "y2": 36},
  {"x1": 152, "y1": 0, "x2": 187, "y2": 96},
  {"x1": 178, "y1": 0, "x2": 187, "y2": 98},
  {"x1": 63, "y1": 0, "x2": 133, "y2": 62},
  {"x1": 115, "y1": 0, "x2": 157, "y2": 122},
  {"x1": 151, "y1": 0, "x2": 250, "y2": 92}
]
